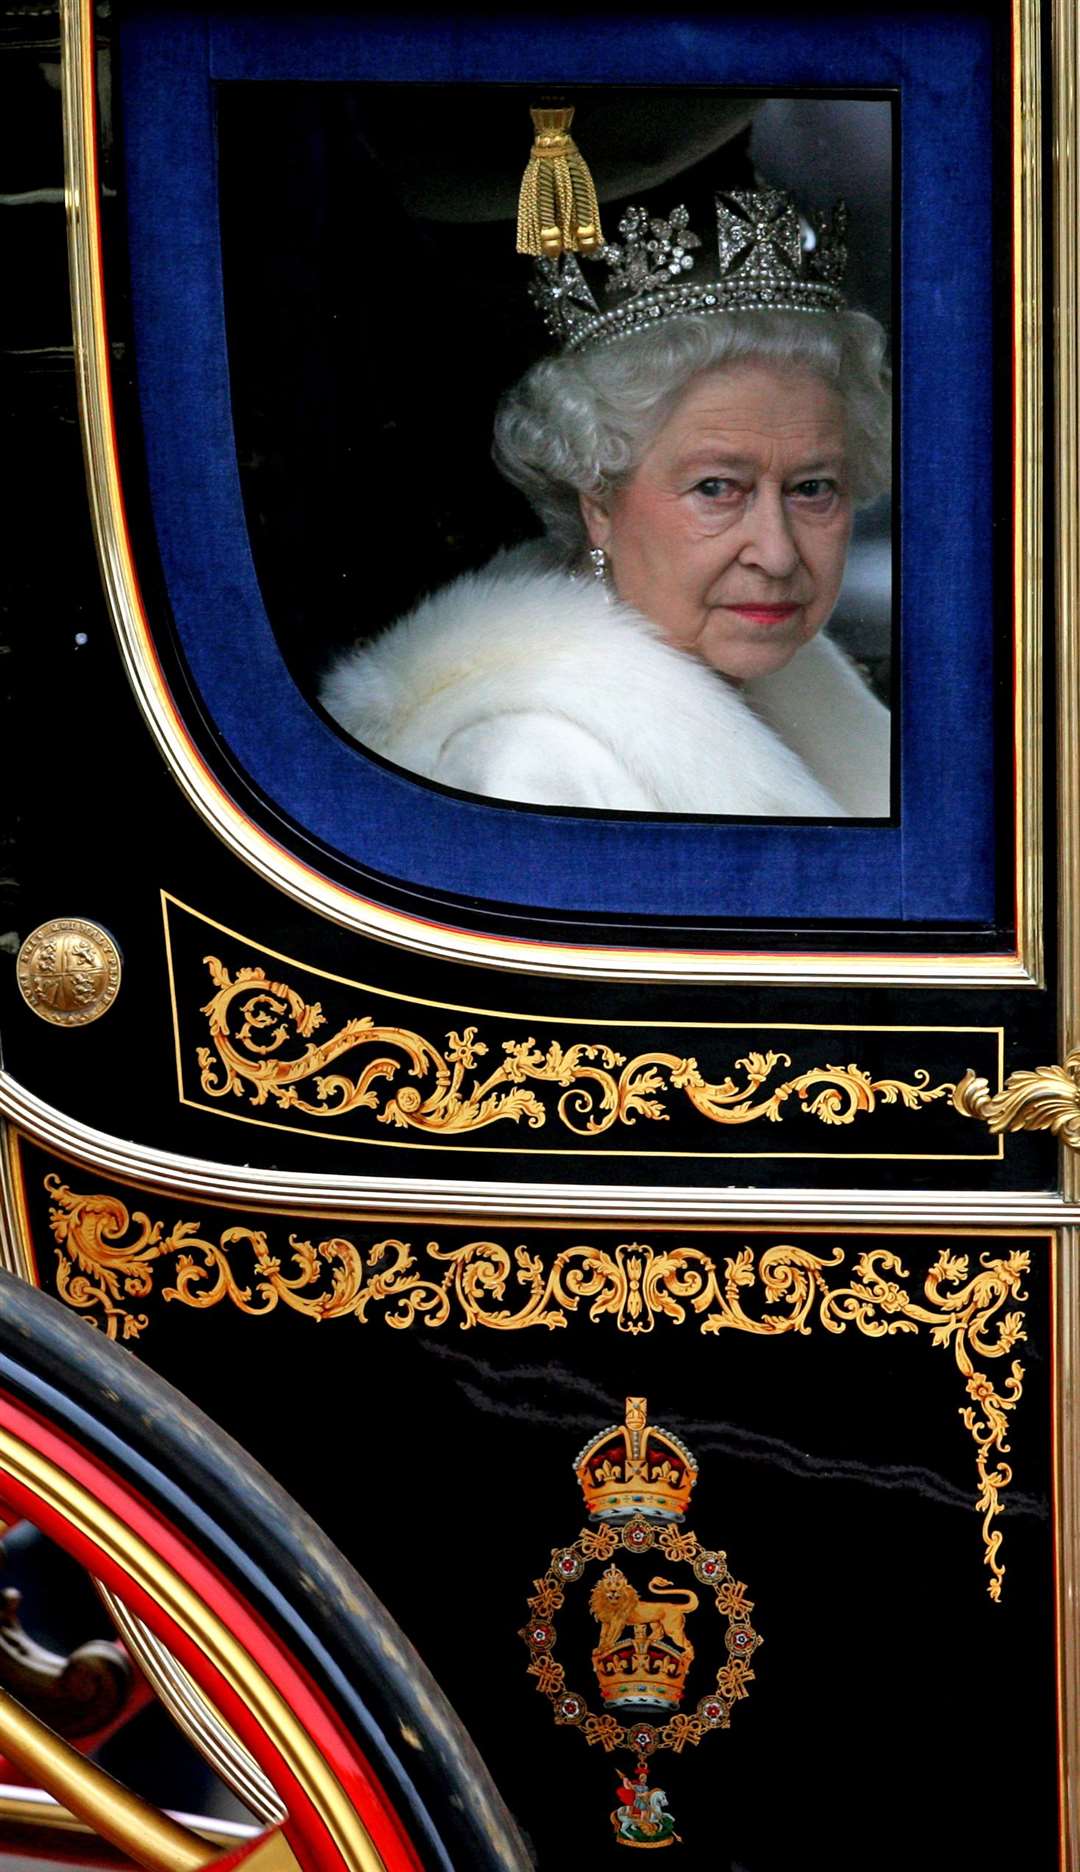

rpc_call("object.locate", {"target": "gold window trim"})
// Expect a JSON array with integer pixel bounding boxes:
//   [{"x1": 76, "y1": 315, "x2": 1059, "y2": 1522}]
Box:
[{"x1": 58, "y1": 0, "x2": 1055, "y2": 990}]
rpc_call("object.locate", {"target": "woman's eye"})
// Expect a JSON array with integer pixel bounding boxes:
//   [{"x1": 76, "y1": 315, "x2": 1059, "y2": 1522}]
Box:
[
  {"x1": 693, "y1": 478, "x2": 739, "y2": 500},
  {"x1": 790, "y1": 478, "x2": 838, "y2": 502}
]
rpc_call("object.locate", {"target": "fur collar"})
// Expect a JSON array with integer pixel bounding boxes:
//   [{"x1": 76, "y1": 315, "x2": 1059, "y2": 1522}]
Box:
[{"x1": 320, "y1": 547, "x2": 890, "y2": 817}]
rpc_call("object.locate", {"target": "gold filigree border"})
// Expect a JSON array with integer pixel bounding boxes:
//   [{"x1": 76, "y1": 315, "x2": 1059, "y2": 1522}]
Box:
[
  {"x1": 45, "y1": 1178, "x2": 1029, "y2": 1599},
  {"x1": 196, "y1": 957, "x2": 957, "y2": 1142}
]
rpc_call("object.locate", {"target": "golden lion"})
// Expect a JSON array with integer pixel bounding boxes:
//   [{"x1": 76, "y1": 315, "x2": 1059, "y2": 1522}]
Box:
[{"x1": 590, "y1": 1565, "x2": 699, "y2": 1656}]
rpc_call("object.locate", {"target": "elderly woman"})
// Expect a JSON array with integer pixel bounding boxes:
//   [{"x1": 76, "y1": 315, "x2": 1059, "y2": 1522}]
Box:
[{"x1": 321, "y1": 188, "x2": 890, "y2": 816}]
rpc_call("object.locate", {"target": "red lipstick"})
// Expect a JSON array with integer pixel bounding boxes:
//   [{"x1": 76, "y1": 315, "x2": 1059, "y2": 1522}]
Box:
[{"x1": 726, "y1": 603, "x2": 800, "y2": 624}]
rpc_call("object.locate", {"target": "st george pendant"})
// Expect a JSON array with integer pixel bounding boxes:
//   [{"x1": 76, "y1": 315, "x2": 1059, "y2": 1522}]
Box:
[
  {"x1": 612, "y1": 1759, "x2": 680, "y2": 1849},
  {"x1": 521, "y1": 1397, "x2": 760, "y2": 1850}
]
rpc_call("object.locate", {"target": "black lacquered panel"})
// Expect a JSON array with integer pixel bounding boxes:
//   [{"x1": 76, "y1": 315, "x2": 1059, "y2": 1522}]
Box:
[{"x1": 15, "y1": 1142, "x2": 1058, "y2": 1869}]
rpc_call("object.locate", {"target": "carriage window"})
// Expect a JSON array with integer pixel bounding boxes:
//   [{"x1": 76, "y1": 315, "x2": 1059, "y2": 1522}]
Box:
[
  {"x1": 117, "y1": 11, "x2": 998, "y2": 926},
  {"x1": 219, "y1": 87, "x2": 894, "y2": 823}
]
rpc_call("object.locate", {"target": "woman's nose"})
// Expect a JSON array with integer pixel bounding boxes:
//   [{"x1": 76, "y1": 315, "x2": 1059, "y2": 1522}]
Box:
[{"x1": 736, "y1": 489, "x2": 801, "y2": 579}]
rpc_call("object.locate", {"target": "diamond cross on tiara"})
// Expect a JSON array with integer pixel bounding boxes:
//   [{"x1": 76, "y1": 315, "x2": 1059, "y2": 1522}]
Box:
[
  {"x1": 715, "y1": 188, "x2": 804, "y2": 281},
  {"x1": 529, "y1": 251, "x2": 601, "y2": 343}
]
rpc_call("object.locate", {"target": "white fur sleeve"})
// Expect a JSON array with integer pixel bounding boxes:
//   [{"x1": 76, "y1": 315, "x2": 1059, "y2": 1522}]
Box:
[{"x1": 432, "y1": 712, "x2": 658, "y2": 810}]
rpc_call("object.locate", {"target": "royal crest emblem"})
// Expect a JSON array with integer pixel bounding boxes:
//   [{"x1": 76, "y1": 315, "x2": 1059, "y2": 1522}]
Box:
[
  {"x1": 590, "y1": 1564, "x2": 698, "y2": 1709},
  {"x1": 521, "y1": 1398, "x2": 760, "y2": 1849}
]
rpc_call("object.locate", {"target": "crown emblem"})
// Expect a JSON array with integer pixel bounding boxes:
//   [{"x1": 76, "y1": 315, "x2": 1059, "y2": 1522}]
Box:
[
  {"x1": 523, "y1": 1395, "x2": 759, "y2": 1852},
  {"x1": 574, "y1": 1397, "x2": 697, "y2": 1522},
  {"x1": 531, "y1": 186, "x2": 848, "y2": 353}
]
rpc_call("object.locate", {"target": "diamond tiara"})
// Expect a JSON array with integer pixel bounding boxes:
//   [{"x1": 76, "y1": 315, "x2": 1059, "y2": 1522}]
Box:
[{"x1": 531, "y1": 187, "x2": 848, "y2": 354}]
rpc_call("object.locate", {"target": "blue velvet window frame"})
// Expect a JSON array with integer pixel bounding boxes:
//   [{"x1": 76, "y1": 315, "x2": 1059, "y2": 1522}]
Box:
[{"x1": 119, "y1": 9, "x2": 997, "y2": 924}]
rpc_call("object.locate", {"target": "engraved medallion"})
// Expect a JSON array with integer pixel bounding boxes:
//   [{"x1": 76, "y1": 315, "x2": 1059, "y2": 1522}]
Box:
[{"x1": 16, "y1": 919, "x2": 122, "y2": 1028}]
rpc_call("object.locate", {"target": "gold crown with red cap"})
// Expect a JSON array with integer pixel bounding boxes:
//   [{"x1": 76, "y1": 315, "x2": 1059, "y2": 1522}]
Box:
[{"x1": 574, "y1": 1397, "x2": 698, "y2": 1523}]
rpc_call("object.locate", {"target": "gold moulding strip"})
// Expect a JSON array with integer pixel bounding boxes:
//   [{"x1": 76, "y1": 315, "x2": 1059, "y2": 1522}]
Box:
[
  {"x1": 45, "y1": 1177, "x2": 1028, "y2": 1600},
  {"x1": 196, "y1": 957, "x2": 959, "y2": 1139},
  {"x1": 0, "y1": 1121, "x2": 34, "y2": 1283},
  {"x1": 1055, "y1": 0, "x2": 1080, "y2": 1200},
  {"x1": 9, "y1": 1070, "x2": 1076, "y2": 1219}
]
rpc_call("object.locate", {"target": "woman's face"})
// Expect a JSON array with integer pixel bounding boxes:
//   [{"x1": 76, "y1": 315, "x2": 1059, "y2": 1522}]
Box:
[{"x1": 581, "y1": 361, "x2": 854, "y2": 682}]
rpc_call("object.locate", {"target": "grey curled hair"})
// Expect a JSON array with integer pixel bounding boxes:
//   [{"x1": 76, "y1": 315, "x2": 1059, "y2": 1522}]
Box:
[{"x1": 492, "y1": 310, "x2": 891, "y2": 560}]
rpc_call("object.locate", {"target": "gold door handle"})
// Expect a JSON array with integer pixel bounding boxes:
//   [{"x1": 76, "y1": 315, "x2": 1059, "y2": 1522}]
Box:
[{"x1": 952, "y1": 1050, "x2": 1080, "y2": 1148}]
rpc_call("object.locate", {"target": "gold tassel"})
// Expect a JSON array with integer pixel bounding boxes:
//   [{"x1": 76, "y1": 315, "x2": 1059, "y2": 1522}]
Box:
[{"x1": 516, "y1": 106, "x2": 603, "y2": 258}]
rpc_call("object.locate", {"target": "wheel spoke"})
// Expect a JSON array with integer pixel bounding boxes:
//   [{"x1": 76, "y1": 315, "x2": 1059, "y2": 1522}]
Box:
[
  {"x1": 0, "y1": 1680, "x2": 213, "y2": 1869},
  {"x1": 210, "y1": 1831, "x2": 303, "y2": 1870}
]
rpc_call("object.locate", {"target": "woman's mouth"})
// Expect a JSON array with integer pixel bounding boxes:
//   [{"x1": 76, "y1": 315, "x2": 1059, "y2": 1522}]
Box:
[{"x1": 725, "y1": 603, "x2": 801, "y2": 625}]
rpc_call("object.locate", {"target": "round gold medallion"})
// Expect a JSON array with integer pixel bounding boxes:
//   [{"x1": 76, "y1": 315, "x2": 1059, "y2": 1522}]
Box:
[{"x1": 16, "y1": 919, "x2": 122, "y2": 1028}]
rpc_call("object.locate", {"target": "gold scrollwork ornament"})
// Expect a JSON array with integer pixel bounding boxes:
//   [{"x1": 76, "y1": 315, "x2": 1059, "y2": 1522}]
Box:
[
  {"x1": 45, "y1": 1179, "x2": 1028, "y2": 1598},
  {"x1": 521, "y1": 1399, "x2": 760, "y2": 1851},
  {"x1": 197, "y1": 956, "x2": 954, "y2": 1140}
]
